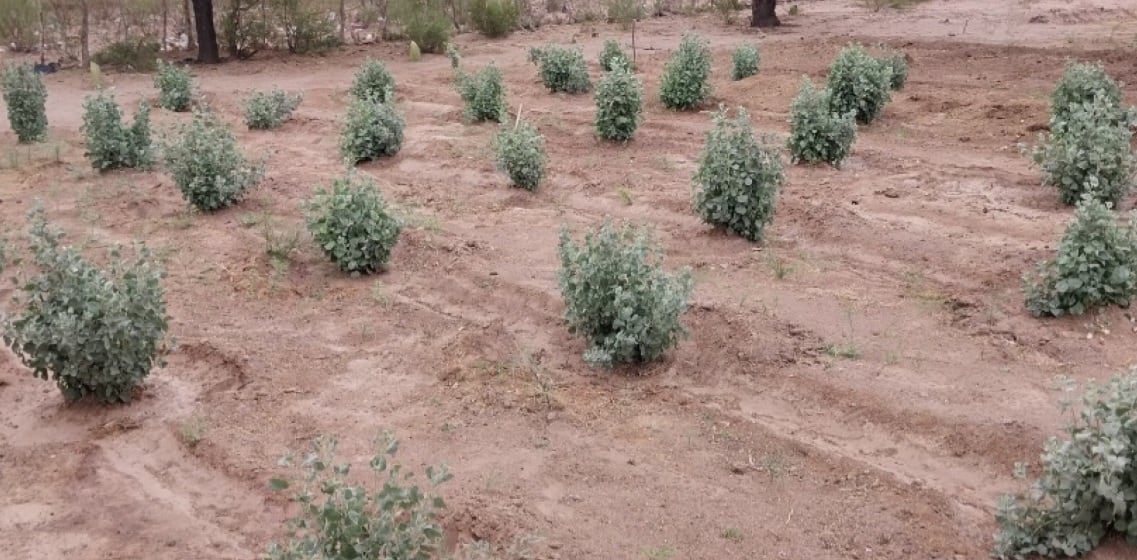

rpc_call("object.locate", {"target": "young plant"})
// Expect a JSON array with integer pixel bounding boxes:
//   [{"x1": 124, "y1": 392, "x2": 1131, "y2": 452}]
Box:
[
  {"x1": 1050, "y1": 60, "x2": 1126, "y2": 129},
  {"x1": 350, "y1": 58, "x2": 396, "y2": 103},
  {"x1": 446, "y1": 43, "x2": 462, "y2": 69},
  {"x1": 731, "y1": 44, "x2": 760, "y2": 81},
  {"x1": 993, "y1": 370, "x2": 1137, "y2": 559},
  {"x1": 305, "y1": 172, "x2": 402, "y2": 274},
  {"x1": 3, "y1": 203, "x2": 168, "y2": 404},
  {"x1": 164, "y1": 109, "x2": 264, "y2": 212},
  {"x1": 1031, "y1": 96, "x2": 1136, "y2": 207},
  {"x1": 340, "y1": 98, "x2": 405, "y2": 163},
  {"x1": 266, "y1": 432, "x2": 451, "y2": 560},
  {"x1": 825, "y1": 44, "x2": 892, "y2": 124},
  {"x1": 456, "y1": 63, "x2": 507, "y2": 123},
  {"x1": 599, "y1": 39, "x2": 629, "y2": 72},
  {"x1": 2, "y1": 63, "x2": 48, "y2": 143},
  {"x1": 531, "y1": 45, "x2": 591, "y2": 94},
  {"x1": 558, "y1": 220, "x2": 693, "y2": 367},
  {"x1": 244, "y1": 88, "x2": 303, "y2": 130},
  {"x1": 153, "y1": 60, "x2": 194, "y2": 112},
  {"x1": 877, "y1": 50, "x2": 908, "y2": 90},
  {"x1": 81, "y1": 91, "x2": 154, "y2": 171},
  {"x1": 1024, "y1": 195, "x2": 1137, "y2": 317},
  {"x1": 494, "y1": 117, "x2": 547, "y2": 191},
  {"x1": 594, "y1": 60, "x2": 643, "y2": 142},
  {"x1": 694, "y1": 107, "x2": 785, "y2": 242},
  {"x1": 469, "y1": 0, "x2": 519, "y2": 37},
  {"x1": 787, "y1": 77, "x2": 857, "y2": 166},
  {"x1": 660, "y1": 33, "x2": 712, "y2": 111}
]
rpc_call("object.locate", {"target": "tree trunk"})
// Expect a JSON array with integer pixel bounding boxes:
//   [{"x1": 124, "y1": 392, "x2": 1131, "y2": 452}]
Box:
[
  {"x1": 192, "y1": 0, "x2": 220, "y2": 62},
  {"x1": 184, "y1": 0, "x2": 196, "y2": 50},
  {"x1": 162, "y1": 0, "x2": 169, "y2": 51},
  {"x1": 751, "y1": 0, "x2": 779, "y2": 28},
  {"x1": 339, "y1": 0, "x2": 346, "y2": 42},
  {"x1": 79, "y1": 0, "x2": 90, "y2": 67}
]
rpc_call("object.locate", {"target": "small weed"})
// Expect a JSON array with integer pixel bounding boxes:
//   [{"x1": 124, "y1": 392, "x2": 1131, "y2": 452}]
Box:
[
  {"x1": 787, "y1": 4, "x2": 800, "y2": 15},
  {"x1": 260, "y1": 213, "x2": 302, "y2": 264},
  {"x1": 238, "y1": 212, "x2": 261, "y2": 228},
  {"x1": 181, "y1": 416, "x2": 205, "y2": 449},
  {"x1": 397, "y1": 204, "x2": 442, "y2": 232},
  {"x1": 617, "y1": 188, "x2": 633, "y2": 206},
  {"x1": 371, "y1": 279, "x2": 392, "y2": 307},
  {"x1": 759, "y1": 450, "x2": 788, "y2": 479},
  {"x1": 642, "y1": 545, "x2": 675, "y2": 559},
  {"x1": 654, "y1": 155, "x2": 676, "y2": 173},
  {"x1": 721, "y1": 527, "x2": 743, "y2": 541},
  {"x1": 824, "y1": 343, "x2": 862, "y2": 360},
  {"x1": 902, "y1": 270, "x2": 947, "y2": 306},
  {"x1": 766, "y1": 253, "x2": 793, "y2": 280}
]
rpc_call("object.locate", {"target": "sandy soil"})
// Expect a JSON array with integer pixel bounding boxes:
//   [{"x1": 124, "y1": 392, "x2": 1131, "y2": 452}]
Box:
[{"x1": 3, "y1": 0, "x2": 1137, "y2": 558}]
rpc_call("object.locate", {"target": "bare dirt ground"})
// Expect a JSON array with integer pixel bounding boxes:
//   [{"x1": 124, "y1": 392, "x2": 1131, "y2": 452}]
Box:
[{"x1": 4, "y1": 0, "x2": 1137, "y2": 558}]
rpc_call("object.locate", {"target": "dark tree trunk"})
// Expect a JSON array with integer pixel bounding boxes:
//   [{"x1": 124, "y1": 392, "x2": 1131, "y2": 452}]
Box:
[
  {"x1": 751, "y1": 0, "x2": 779, "y2": 28},
  {"x1": 191, "y1": 0, "x2": 220, "y2": 63}
]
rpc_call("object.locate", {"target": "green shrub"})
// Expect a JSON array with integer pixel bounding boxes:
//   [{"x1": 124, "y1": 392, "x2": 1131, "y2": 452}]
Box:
[
  {"x1": 604, "y1": 0, "x2": 642, "y2": 29},
  {"x1": 305, "y1": 173, "x2": 402, "y2": 274},
  {"x1": 558, "y1": 220, "x2": 693, "y2": 367},
  {"x1": 2, "y1": 64, "x2": 47, "y2": 143},
  {"x1": 788, "y1": 77, "x2": 857, "y2": 166},
  {"x1": 457, "y1": 63, "x2": 507, "y2": 123},
  {"x1": 878, "y1": 50, "x2": 908, "y2": 91},
  {"x1": 154, "y1": 60, "x2": 194, "y2": 112},
  {"x1": 164, "y1": 109, "x2": 264, "y2": 211},
  {"x1": 1051, "y1": 61, "x2": 1126, "y2": 129},
  {"x1": 694, "y1": 106, "x2": 784, "y2": 242},
  {"x1": 266, "y1": 431, "x2": 451, "y2": 560},
  {"x1": 993, "y1": 370, "x2": 1137, "y2": 559},
  {"x1": 340, "y1": 98, "x2": 405, "y2": 163},
  {"x1": 494, "y1": 118, "x2": 546, "y2": 191},
  {"x1": 3, "y1": 203, "x2": 168, "y2": 404},
  {"x1": 92, "y1": 40, "x2": 161, "y2": 72},
  {"x1": 532, "y1": 45, "x2": 591, "y2": 94},
  {"x1": 594, "y1": 60, "x2": 642, "y2": 142},
  {"x1": 469, "y1": 0, "x2": 518, "y2": 37},
  {"x1": 825, "y1": 44, "x2": 891, "y2": 124},
  {"x1": 599, "y1": 39, "x2": 629, "y2": 72},
  {"x1": 660, "y1": 34, "x2": 712, "y2": 111},
  {"x1": 1024, "y1": 195, "x2": 1137, "y2": 317},
  {"x1": 276, "y1": 0, "x2": 341, "y2": 54},
  {"x1": 350, "y1": 58, "x2": 396, "y2": 103},
  {"x1": 731, "y1": 44, "x2": 759, "y2": 81},
  {"x1": 1031, "y1": 96, "x2": 1136, "y2": 207},
  {"x1": 388, "y1": 0, "x2": 451, "y2": 53},
  {"x1": 81, "y1": 91, "x2": 154, "y2": 171},
  {"x1": 244, "y1": 88, "x2": 303, "y2": 130},
  {"x1": 221, "y1": 6, "x2": 273, "y2": 60}
]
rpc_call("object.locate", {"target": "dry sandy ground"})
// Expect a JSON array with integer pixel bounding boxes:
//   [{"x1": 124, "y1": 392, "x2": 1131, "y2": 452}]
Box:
[{"x1": 3, "y1": 0, "x2": 1137, "y2": 558}]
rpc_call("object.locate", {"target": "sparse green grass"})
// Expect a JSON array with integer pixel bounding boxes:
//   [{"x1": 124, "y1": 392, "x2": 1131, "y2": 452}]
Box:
[
  {"x1": 859, "y1": 0, "x2": 928, "y2": 10},
  {"x1": 642, "y1": 545, "x2": 675, "y2": 560},
  {"x1": 721, "y1": 527, "x2": 743, "y2": 541}
]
